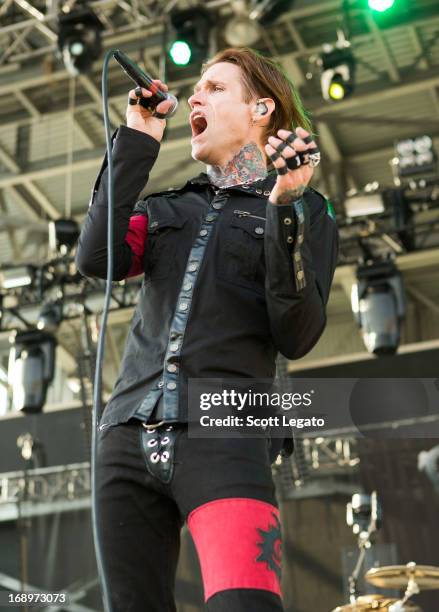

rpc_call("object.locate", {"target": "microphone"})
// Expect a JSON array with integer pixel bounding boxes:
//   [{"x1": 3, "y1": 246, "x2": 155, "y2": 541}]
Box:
[{"x1": 113, "y1": 49, "x2": 178, "y2": 118}]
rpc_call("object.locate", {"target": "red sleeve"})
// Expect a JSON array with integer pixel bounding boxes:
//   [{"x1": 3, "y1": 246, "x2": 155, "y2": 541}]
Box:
[{"x1": 125, "y1": 214, "x2": 148, "y2": 277}]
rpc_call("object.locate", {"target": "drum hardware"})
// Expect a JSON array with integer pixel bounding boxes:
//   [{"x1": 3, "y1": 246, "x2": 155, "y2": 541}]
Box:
[{"x1": 346, "y1": 491, "x2": 382, "y2": 604}]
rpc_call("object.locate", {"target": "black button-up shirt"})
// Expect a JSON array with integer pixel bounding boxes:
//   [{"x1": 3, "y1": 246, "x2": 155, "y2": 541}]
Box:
[{"x1": 76, "y1": 126, "x2": 339, "y2": 433}]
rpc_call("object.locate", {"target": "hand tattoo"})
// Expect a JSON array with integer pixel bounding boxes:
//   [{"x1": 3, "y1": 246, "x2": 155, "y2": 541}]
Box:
[{"x1": 276, "y1": 186, "x2": 306, "y2": 205}]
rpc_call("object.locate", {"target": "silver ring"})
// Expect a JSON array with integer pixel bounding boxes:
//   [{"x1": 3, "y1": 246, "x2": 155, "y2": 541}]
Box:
[{"x1": 309, "y1": 151, "x2": 321, "y2": 167}]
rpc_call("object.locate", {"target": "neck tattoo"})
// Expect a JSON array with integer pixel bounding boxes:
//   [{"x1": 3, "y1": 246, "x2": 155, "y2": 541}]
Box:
[{"x1": 207, "y1": 142, "x2": 267, "y2": 189}]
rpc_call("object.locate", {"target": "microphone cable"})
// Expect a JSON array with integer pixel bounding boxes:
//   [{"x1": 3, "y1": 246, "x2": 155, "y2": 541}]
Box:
[
  {"x1": 91, "y1": 48, "x2": 176, "y2": 611},
  {"x1": 90, "y1": 48, "x2": 117, "y2": 612}
]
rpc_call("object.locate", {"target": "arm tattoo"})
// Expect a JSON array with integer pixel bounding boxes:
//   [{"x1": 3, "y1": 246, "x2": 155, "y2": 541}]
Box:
[{"x1": 276, "y1": 186, "x2": 306, "y2": 205}]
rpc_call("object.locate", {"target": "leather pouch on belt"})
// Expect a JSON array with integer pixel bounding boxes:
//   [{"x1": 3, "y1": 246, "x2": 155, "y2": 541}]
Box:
[{"x1": 139, "y1": 424, "x2": 179, "y2": 484}]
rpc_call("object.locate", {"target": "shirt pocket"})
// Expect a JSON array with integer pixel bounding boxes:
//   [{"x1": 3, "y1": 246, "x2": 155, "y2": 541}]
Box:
[
  {"x1": 218, "y1": 214, "x2": 266, "y2": 294},
  {"x1": 144, "y1": 215, "x2": 187, "y2": 280}
]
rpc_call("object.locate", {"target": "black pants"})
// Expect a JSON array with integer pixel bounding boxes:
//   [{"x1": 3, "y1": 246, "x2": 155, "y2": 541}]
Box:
[{"x1": 96, "y1": 420, "x2": 284, "y2": 611}]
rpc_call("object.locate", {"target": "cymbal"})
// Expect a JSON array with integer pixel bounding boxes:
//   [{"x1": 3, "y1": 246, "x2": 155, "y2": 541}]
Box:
[
  {"x1": 365, "y1": 563, "x2": 439, "y2": 589},
  {"x1": 332, "y1": 595, "x2": 421, "y2": 611}
]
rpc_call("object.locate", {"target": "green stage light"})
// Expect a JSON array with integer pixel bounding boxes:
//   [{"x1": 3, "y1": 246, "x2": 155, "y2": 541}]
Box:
[
  {"x1": 368, "y1": 0, "x2": 395, "y2": 12},
  {"x1": 169, "y1": 40, "x2": 192, "y2": 66}
]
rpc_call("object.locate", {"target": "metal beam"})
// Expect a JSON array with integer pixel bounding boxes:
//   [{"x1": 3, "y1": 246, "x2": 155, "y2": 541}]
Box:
[
  {"x1": 13, "y1": 0, "x2": 58, "y2": 42},
  {"x1": 0, "y1": 142, "x2": 20, "y2": 173},
  {"x1": 78, "y1": 74, "x2": 124, "y2": 128},
  {"x1": 365, "y1": 12, "x2": 400, "y2": 83},
  {"x1": 14, "y1": 89, "x2": 41, "y2": 117},
  {"x1": 313, "y1": 69, "x2": 439, "y2": 116},
  {"x1": 5, "y1": 185, "x2": 40, "y2": 220},
  {"x1": 406, "y1": 285, "x2": 439, "y2": 317},
  {"x1": 287, "y1": 338, "x2": 439, "y2": 372},
  {"x1": 23, "y1": 180, "x2": 60, "y2": 219},
  {"x1": 0, "y1": 190, "x2": 20, "y2": 259},
  {"x1": 0, "y1": 133, "x2": 189, "y2": 188}
]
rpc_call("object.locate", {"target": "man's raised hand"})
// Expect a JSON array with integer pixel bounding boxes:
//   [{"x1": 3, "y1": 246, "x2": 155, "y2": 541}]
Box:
[{"x1": 265, "y1": 127, "x2": 321, "y2": 205}]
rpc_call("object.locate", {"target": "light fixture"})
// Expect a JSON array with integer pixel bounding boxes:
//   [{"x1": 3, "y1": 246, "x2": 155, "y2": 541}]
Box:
[
  {"x1": 57, "y1": 7, "x2": 103, "y2": 76},
  {"x1": 167, "y1": 7, "x2": 212, "y2": 71},
  {"x1": 320, "y1": 32, "x2": 356, "y2": 102},
  {"x1": 8, "y1": 329, "x2": 57, "y2": 414},
  {"x1": 368, "y1": 0, "x2": 395, "y2": 12},
  {"x1": 49, "y1": 218, "x2": 80, "y2": 255},
  {"x1": 37, "y1": 301, "x2": 63, "y2": 333},
  {"x1": 224, "y1": 15, "x2": 262, "y2": 47},
  {"x1": 321, "y1": 48, "x2": 356, "y2": 101},
  {"x1": 351, "y1": 259, "x2": 406, "y2": 355},
  {"x1": 394, "y1": 135, "x2": 437, "y2": 178},
  {"x1": 169, "y1": 40, "x2": 192, "y2": 66},
  {"x1": 344, "y1": 193, "x2": 385, "y2": 218},
  {"x1": 0, "y1": 265, "x2": 35, "y2": 290}
]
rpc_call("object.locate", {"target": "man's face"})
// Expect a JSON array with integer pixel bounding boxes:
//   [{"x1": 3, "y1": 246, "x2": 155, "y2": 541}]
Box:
[{"x1": 188, "y1": 62, "x2": 256, "y2": 167}]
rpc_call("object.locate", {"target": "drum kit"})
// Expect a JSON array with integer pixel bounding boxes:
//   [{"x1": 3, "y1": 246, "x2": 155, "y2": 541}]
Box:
[
  {"x1": 332, "y1": 559, "x2": 439, "y2": 610},
  {"x1": 332, "y1": 491, "x2": 439, "y2": 612}
]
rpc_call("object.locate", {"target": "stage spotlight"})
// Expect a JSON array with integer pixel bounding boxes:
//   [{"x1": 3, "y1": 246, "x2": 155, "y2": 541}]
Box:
[
  {"x1": 37, "y1": 301, "x2": 63, "y2": 333},
  {"x1": 0, "y1": 265, "x2": 35, "y2": 290},
  {"x1": 351, "y1": 259, "x2": 406, "y2": 356},
  {"x1": 49, "y1": 218, "x2": 80, "y2": 255},
  {"x1": 57, "y1": 7, "x2": 103, "y2": 76},
  {"x1": 320, "y1": 44, "x2": 356, "y2": 101},
  {"x1": 394, "y1": 135, "x2": 437, "y2": 178},
  {"x1": 166, "y1": 7, "x2": 212, "y2": 73},
  {"x1": 8, "y1": 329, "x2": 57, "y2": 414},
  {"x1": 224, "y1": 15, "x2": 262, "y2": 47},
  {"x1": 368, "y1": 0, "x2": 395, "y2": 11},
  {"x1": 169, "y1": 40, "x2": 192, "y2": 66}
]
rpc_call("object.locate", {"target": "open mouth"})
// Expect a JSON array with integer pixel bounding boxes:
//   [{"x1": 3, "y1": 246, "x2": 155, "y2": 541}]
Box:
[{"x1": 191, "y1": 114, "x2": 208, "y2": 139}]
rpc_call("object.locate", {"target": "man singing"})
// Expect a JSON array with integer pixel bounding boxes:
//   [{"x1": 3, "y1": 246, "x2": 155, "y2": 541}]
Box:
[{"x1": 76, "y1": 47, "x2": 338, "y2": 612}]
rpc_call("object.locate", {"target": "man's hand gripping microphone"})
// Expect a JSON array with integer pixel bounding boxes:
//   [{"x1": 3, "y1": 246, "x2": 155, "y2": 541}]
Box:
[{"x1": 113, "y1": 49, "x2": 178, "y2": 119}]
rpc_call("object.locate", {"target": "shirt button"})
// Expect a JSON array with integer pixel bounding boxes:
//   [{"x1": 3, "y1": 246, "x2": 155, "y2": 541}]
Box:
[
  {"x1": 255, "y1": 226, "x2": 264, "y2": 235},
  {"x1": 179, "y1": 302, "x2": 189, "y2": 312},
  {"x1": 283, "y1": 217, "x2": 292, "y2": 225},
  {"x1": 297, "y1": 271, "x2": 304, "y2": 281},
  {"x1": 212, "y1": 202, "x2": 223, "y2": 210},
  {"x1": 206, "y1": 214, "x2": 215, "y2": 222},
  {"x1": 183, "y1": 282, "x2": 192, "y2": 291},
  {"x1": 158, "y1": 380, "x2": 164, "y2": 388},
  {"x1": 188, "y1": 263, "x2": 198, "y2": 272},
  {"x1": 294, "y1": 252, "x2": 301, "y2": 261},
  {"x1": 199, "y1": 229, "x2": 208, "y2": 237},
  {"x1": 167, "y1": 382, "x2": 177, "y2": 390},
  {"x1": 170, "y1": 342, "x2": 179, "y2": 352},
  {"x1": 167, "y1": 364, "x2": 178, "y2": 373}
]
